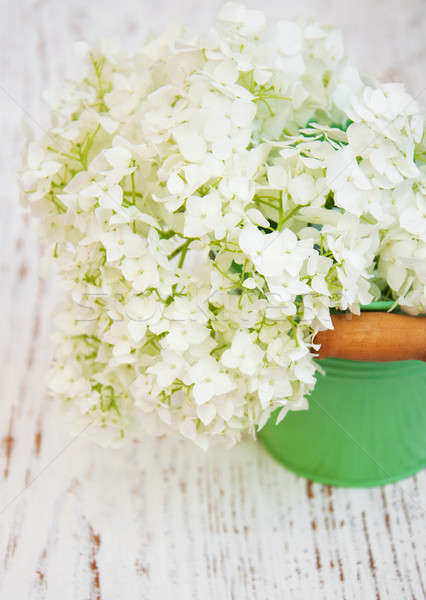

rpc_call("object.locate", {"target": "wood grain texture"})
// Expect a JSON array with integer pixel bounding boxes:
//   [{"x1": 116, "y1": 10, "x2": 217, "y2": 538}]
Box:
[
  {"x1": 315, "y1": 313, "x2": 426, "y2": 361},
  {"x1": 0, "y1": 1, "x2": 425, "y2": 598}
]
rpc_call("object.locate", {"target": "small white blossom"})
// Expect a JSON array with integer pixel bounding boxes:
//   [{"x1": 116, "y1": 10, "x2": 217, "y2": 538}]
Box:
[
  {"x1": 184, "y1": 357, "x2": 235, "y2": 405},
  {"x1": 101, "y1": 227, "x2": 146, "y2": 262},
  {"x1": 183, "y1": 193, "x2": 222, "y2": 237},
  {"x1": 221, "y1": 331, "x2": 264, "y2": 376}
]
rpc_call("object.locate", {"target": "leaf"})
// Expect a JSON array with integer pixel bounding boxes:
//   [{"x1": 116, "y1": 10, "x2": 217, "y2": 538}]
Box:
[
  {"x1": 229, "y1": 260, "x2": 243, "y2": 276},
  {"x1": 325, "y1": 191, "x2": 334, "y2": 209}
]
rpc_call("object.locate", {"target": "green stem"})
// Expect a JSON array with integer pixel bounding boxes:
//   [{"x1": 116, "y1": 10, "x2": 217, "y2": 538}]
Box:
[
  {"x1": 168, "y1": 239, "x2": 191, "y2": 262},
  {"x1": 123, "y1": 191, "x2": 143, "y2": 198},
  {"x1": 47, "y1": 146, "x2": 80, "y2": 162},
  {"x1": 178, "y1": 240, "x2": 191, "y2": 268},
  {"x1": 211, "y1": 343, "x2": 228, "y2": 356},
  {"x1": 130, "y1": 162, "x2": 137, "y2": 205},
  {"x1": 360, "y1": 214, "x2": 376, "y2": 224},
  {"x1": 254, "y1": 197, "x2": 280, "y2": 211},
  {"x1": 256, "y1": 97, "x2": 274, "y2": 117},
  {"x1": 212, "y1": 262, "x2": 236, "y2": 283},
  {"x1": 50, "y1": 193, "x2": 66, "y2": 213},
  {"x1": 278, "y1": 192, "x2": 283, "y2": 223},
  {"x1": 79, "y1": 125, "x2": 100, "y2": 170},
  {"x1": 278, "y1": 205, "x2": 301, "y2": 230}
]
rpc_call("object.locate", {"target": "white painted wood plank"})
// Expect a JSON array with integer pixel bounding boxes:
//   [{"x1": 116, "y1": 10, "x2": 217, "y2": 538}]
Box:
[{"x1": 1, "y1": 1, "x2": 425, "y2": 598}]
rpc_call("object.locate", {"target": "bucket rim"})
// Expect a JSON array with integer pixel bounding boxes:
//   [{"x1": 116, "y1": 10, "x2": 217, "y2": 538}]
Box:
[
  {"x1": 313, "y1": 357, "x2": 424, "y2": 377},
  {"x1": 360, "y1": 300, "x2": 396, "y2": 312}
]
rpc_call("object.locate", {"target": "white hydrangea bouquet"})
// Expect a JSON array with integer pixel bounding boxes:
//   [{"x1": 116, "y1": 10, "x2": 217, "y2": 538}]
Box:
[{"x1": 21, "y1": 3, "x2": 426, "y2": 449}]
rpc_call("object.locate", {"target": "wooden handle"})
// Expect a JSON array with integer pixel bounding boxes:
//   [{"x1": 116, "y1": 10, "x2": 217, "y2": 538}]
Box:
[{"x1": 314, "y1": 312, "x2": 426, "y2": 362}]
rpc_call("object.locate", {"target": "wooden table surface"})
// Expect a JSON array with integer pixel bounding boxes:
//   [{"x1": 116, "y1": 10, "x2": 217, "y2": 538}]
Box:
[{"x1": 1, "y1": 1, "x2": 425, "y2": 598}]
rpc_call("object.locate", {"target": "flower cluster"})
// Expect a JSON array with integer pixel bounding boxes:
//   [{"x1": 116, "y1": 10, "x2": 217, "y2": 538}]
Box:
[{"x1": 21, "y1": 3, "x2": 425, "y2": 448}]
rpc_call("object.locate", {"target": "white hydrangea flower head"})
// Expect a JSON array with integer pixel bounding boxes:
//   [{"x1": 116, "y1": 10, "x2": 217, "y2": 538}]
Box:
[{"x1": 20, "y1": 3, "x2": 425, "y2": 449}]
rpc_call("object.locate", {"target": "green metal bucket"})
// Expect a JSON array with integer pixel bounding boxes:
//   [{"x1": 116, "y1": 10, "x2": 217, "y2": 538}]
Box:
[{"x1": 257, "y1": 303, "x2": 426, "y2": 487}]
